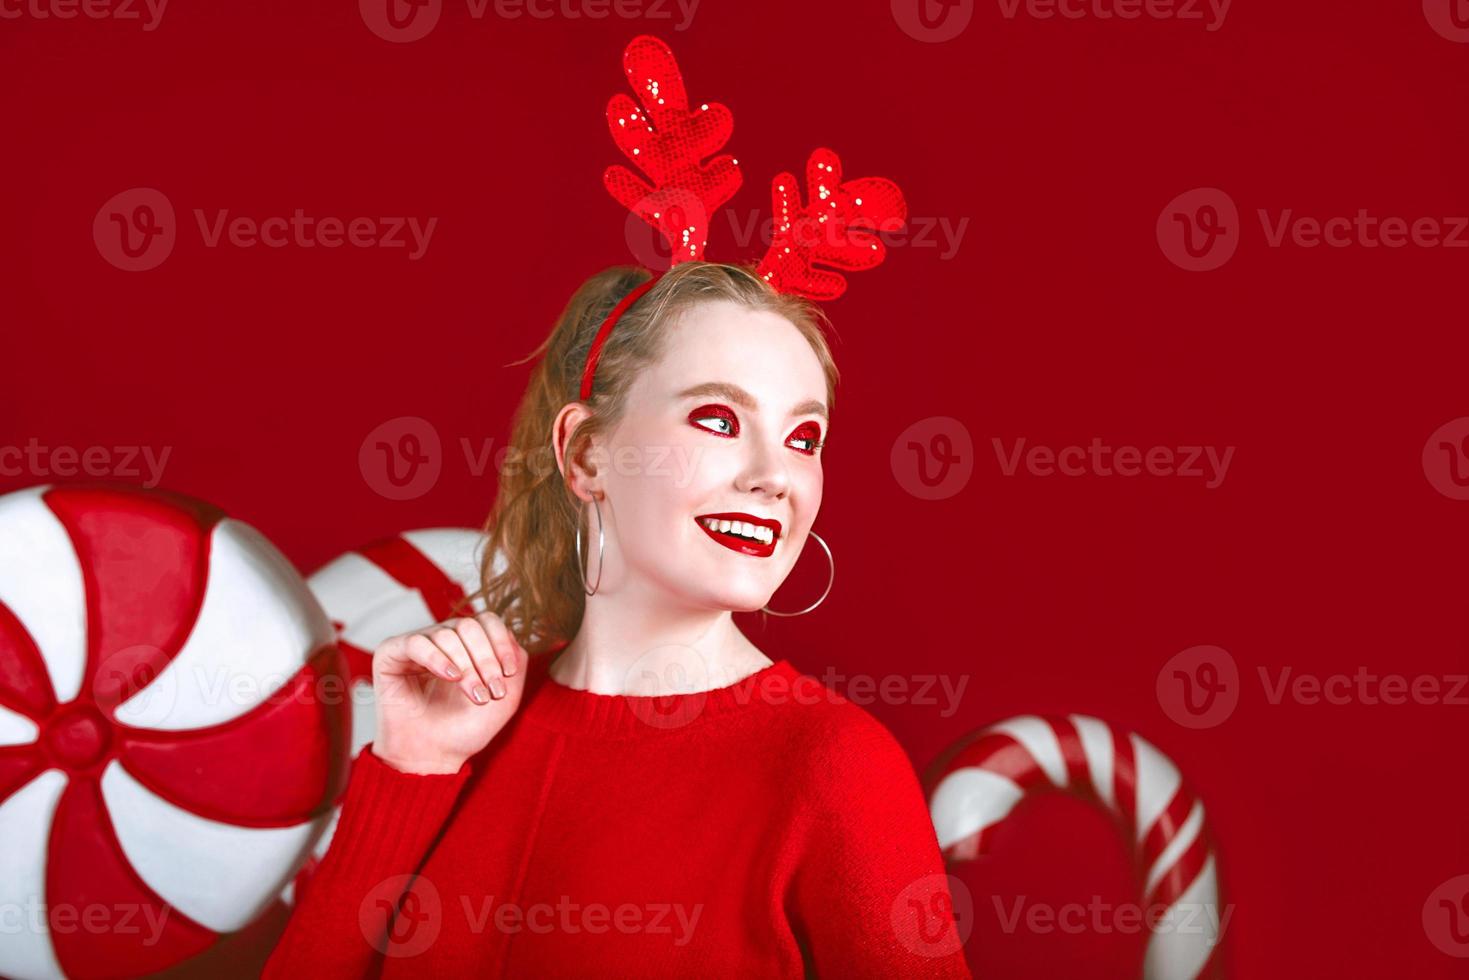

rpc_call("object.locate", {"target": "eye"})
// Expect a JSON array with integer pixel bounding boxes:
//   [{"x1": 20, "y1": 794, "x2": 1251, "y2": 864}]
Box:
[
  {"x1": 689, "y1": 404, "x2": 739, "y2": 437},
  {"x1": 788, "y1": 421, "x2": 824, "y2": 455}
]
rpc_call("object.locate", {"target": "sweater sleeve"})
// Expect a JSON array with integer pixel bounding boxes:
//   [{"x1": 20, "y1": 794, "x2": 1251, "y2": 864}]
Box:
[
  {"x1": 788, "y1": 714, "x2": 974, "y2": 979},
  {"x1": 261, "y1": 743, "x2": 472, "y2": 980}
]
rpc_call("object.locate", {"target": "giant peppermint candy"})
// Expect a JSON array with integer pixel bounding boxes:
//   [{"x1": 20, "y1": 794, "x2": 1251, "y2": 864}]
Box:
[{"x1": 0, "y1": 485, "x2": 350, "y2": 979}]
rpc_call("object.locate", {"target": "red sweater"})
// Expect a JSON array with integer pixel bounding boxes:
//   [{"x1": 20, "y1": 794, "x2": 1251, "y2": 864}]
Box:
[{"x1": 263, "y1": 651, "x2": 973, "y2": 978}]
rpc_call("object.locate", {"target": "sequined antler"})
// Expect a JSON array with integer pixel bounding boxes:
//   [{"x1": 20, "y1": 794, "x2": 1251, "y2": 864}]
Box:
[
  {"x1": 604, "y1": 35, "x2": 743, "y2": 265},
  {"x1": 755, "y1": 148, "x2": 908, "y2": 301}
]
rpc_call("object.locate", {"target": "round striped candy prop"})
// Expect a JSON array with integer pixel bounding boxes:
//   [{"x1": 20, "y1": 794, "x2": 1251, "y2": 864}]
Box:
[
  {"x1": 0, "y1": 485, "x2": 350, "y2": 980},
  {"x1": 924, "y1": 714, "x2": 1223, "y2": 980},
  {"x1": 284, "y1": 527, "x2": 493, "y2": 903}
]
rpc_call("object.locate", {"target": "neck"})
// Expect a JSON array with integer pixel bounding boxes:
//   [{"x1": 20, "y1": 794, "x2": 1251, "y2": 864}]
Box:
[{"x1": 550, "y1": 585, "x2": 773, "y2": 695}]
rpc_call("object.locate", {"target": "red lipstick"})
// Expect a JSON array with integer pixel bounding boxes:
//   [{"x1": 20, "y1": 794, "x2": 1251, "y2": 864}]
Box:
[{"x1": 694, "y1": 512, "x2": 782, "y2": 559}]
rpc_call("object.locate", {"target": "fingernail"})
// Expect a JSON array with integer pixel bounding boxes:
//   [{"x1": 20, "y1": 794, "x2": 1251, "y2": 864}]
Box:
[
  {"x1": 489, "y1": 678, "x2": 506, "y2": 698},
  {"x1": 445, "y1": 664, "x2": 462, "y2": 680},
  {"x1": 472, "y1": 685, "x2": 489, "y2": 704},
  {"x1": 504, "y1": 661, "x2": 516, "y2": 677}
]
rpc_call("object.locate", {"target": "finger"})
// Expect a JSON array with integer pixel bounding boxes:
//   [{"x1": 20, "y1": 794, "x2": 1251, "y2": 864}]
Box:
[
  {"x1": 411, "y1": 632, "x2": 490, "y2": 705},
  {"x1": 474, "y1": 612, "x2": 521, "y2": 679},
  {"x1": 389, "y1": 633, "x2": 462, "y2": 683},
  {"x1": 428, "y1": 626, "x2": 502, "y2": 702},
  {"x1": 455, "y1": 618, "x2": 509, "y2": 698}
]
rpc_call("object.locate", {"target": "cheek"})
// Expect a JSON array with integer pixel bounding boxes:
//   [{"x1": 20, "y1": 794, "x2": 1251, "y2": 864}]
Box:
[
  {"x1": 608, "y1": 440, "x2": 725, "y2": 542},
  {"x1": 796, "y1": 465, "x2": 823, "y2": 517}
]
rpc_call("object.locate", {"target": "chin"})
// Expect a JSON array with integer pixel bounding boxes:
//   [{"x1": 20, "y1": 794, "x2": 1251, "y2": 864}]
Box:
[
  {"x1": 690, "y1": 583, "x2": 772, "y2": 614},
  {"x1": 729, "y1": 595, "x2": 772, "y2": 614}
]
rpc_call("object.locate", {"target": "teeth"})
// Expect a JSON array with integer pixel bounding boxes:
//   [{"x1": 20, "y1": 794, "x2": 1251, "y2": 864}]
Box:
[{"x1": 702, "y1": 518, "x2": 775, "y2": 545}]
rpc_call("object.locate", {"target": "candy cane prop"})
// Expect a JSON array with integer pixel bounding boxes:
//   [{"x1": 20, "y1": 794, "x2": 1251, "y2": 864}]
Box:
[
  {"x1": 307, "y1": 527, "x2": 493, "y2": 746},
  {"x1": 924, "y1": 714, "x2": 1224, "y2": 980},
  {"x1": 283, "y1": 528, "x2": 493, "y2": 904}
]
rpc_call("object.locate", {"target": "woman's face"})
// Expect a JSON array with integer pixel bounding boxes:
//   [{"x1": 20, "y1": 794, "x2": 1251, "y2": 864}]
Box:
[{"x1": 588, "y1": 299, "x2": 828, "y2": 614}]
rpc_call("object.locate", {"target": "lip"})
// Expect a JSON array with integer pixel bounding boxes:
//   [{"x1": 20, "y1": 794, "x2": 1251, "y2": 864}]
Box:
[{"x1": 694, "y1": 512, "x2": 782, "y2": 559}]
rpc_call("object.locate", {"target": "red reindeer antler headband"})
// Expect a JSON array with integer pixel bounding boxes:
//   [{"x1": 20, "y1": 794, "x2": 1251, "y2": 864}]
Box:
[{"x1": 579, "y1": 34, "x2": 908, "y2": 402}]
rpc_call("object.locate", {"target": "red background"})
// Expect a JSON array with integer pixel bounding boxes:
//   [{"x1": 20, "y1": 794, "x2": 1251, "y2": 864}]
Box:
[{"x1": 4, "y1": 0, "x2": 1468, "y2": 976}]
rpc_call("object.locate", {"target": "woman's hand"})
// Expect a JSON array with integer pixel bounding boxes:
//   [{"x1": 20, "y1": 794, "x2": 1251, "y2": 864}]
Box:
[{"x1": 369, "y1": 611, "x2": 530, "y2": 775}]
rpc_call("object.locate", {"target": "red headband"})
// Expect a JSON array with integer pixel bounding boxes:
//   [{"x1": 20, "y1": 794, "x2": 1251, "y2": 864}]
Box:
[
  {"x1": 579, "y1": 272, "x2": 663, "y2": 401},
  {"x1": 579, "y1": 34, "x2": 908, "y2": 402}
]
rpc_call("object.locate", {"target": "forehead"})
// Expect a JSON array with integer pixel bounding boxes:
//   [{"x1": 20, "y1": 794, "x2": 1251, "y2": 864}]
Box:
[{"x1": 645, "y1": 300, "x2": 827, "y2": 402}]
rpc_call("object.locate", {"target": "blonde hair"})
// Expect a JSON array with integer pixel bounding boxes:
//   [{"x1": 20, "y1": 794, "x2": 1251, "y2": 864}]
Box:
[{"x1": 462, "y1": 261, "x2": 838, "y2": 654}]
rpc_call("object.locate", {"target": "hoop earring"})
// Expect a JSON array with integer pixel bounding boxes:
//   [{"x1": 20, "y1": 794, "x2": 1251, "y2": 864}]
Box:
[
  {"x1": 575, "y1": 494, "x2": 605, "y2": 596},
  {"x1": 761, "y1": 530, "x2": 834, "y2": 617}
]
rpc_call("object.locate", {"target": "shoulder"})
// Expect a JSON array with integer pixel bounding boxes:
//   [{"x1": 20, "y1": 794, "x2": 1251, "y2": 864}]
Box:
[
  {"x1": 757, "y1": 663, "x2": 921, "y2": 799},
  {"x1": 762, "y1": 667, "x2": 947, "y2": 884}
]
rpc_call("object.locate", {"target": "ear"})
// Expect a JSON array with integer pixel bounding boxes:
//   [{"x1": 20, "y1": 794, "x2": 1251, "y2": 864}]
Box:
[{"x1": 551, "y1": 401, "x2": 602, "y2": 501}]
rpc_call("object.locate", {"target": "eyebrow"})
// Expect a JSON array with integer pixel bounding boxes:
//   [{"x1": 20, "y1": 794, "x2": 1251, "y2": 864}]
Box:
[{"x1": 675, "y1": 381, "x2": 828, "y2": 422}]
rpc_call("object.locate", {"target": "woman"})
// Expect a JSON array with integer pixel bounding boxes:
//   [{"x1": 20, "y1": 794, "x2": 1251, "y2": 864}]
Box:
[{"x1": 263, "y1": 262, "x2": 972, "y2": 977}]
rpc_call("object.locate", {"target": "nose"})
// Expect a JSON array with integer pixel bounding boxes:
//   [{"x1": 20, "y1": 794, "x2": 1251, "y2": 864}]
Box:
[{"x1": 734, "y1": 433, "x2": 790, "y2": 499}]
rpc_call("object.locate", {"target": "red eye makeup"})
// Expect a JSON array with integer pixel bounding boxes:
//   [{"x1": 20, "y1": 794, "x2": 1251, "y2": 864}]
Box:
[
  {"x1": 788, "y1": 421, "x2": 823, "y2": 454},
  {"x1": 689, "y1": 405, "x2": 823, "y2": 454},
  {"x1": 689, "y1": 404, "x2": 738, "y2": 437}
]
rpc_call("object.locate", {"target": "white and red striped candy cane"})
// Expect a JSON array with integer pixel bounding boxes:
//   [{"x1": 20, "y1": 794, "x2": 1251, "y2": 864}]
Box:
[
  {"x1": 309, "y1": 528, "x2": 495, "y2": 693},
  {"x1": 924, "y1": 714, "x2": 1223, "y2": 980},
  {"x1": 282, "y1": 527, "x2": 492, "y2": 904}
]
